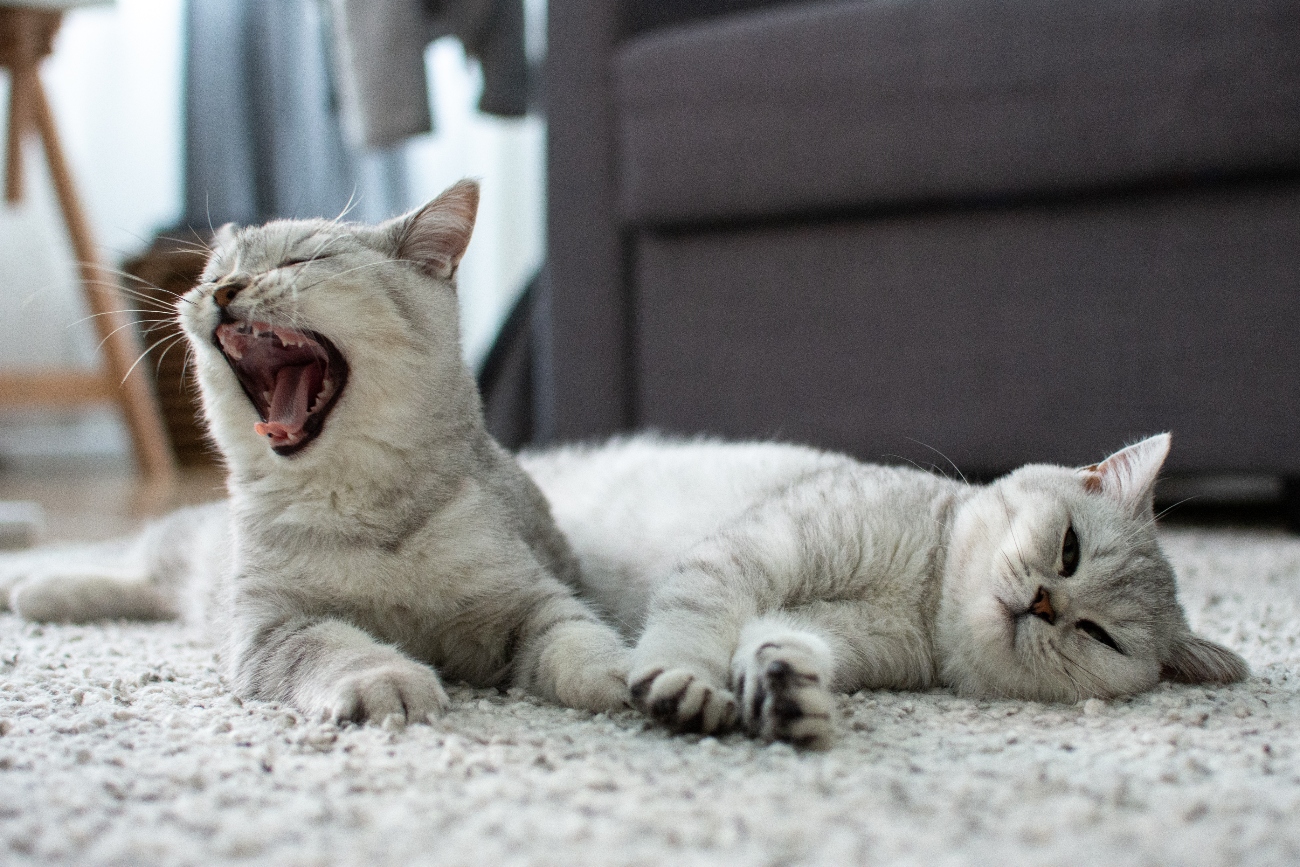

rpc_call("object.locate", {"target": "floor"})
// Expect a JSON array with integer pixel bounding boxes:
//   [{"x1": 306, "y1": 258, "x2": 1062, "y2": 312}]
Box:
[
  {"x1": 0, "y1": 496, "x2": 1297, "y2": 866},
  {"x1": 0, "y1": 458, "x2": 225, "y2": 546}
]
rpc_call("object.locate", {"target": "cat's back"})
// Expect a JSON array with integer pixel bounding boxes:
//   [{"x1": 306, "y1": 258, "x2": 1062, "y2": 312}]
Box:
[
  {"x1": 523, "y1": 435, "x2": 848, "y2": 544},
  {"x1": 521, "y1": 436, "x2": 852, "y2": 622}
]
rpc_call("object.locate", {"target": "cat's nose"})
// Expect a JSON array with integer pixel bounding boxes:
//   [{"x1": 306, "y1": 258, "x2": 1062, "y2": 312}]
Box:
[
  {"x1": 1029, "y1": 586, "x2": 1056, "y2": 624},
  {"x1": 213, "y1": 278, "x2": 248, "y2": 308}
]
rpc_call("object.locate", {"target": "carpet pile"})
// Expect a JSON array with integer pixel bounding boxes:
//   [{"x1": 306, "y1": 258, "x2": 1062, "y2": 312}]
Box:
[{"x1": 1, "y1": 527, "x2": 1297, "y2": 866}]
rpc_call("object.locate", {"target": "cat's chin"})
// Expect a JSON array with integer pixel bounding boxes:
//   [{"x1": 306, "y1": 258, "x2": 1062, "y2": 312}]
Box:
[{"x1": 213, "y1": 316, "x2": 349, "y2": 457}]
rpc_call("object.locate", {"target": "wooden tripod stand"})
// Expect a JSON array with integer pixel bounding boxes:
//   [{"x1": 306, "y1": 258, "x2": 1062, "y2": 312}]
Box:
[{"x1": 0, "y1": 6, "x2": 175, "y2": 482}]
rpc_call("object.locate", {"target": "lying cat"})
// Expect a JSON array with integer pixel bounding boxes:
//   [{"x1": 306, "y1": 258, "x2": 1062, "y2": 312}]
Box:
[
  {"x1": 0, "y1": 180, "x2": 629, "y2": 724},
  {"x1": 521, "y1": 433, "x2": 1248, "y2": 748}
]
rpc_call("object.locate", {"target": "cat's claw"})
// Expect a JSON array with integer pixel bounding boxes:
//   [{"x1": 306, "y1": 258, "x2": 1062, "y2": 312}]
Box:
[
  {"x1": 324, "y1": 661, "x2": 449, "y2": 726},
  {"x1": 735, "y1": 642, "x2": 835, "y2": 749},
  {"x1": 629, "y1": 667, "x2": 737, "y2": 734}
]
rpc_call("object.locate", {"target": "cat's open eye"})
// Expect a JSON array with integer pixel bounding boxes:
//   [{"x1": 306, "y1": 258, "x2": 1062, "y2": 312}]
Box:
[
  {"x1": 1076, "y1": 619, "x2": 1123, "y2": 654},
  {"x1": 1059, "y1": 524, "x2": 1080, "y2": 577}
]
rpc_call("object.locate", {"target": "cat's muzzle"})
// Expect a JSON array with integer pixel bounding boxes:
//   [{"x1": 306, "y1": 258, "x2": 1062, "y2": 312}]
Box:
[{"x1": 213, "y1": 317, "x2": 349, "y2": 456}]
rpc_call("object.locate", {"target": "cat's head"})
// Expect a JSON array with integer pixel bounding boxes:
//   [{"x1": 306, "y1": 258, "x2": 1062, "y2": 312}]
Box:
[
  {"x1": 939, "y1": 434, "x2": 1247, "y2": 702},
  {"x1": 178, "y1": 180, "x2": 480, "y2": 473}
]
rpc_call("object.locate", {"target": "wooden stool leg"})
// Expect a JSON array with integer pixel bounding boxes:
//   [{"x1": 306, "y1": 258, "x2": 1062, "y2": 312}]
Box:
[
  {"x1": 4, "y1": 59, "x2": 29, "y2": 203},
  {"x1": 26, "y1": 70, "x2": 177, "y2": 484}
]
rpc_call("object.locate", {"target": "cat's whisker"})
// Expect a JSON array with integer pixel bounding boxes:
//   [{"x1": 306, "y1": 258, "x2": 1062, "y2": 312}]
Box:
[
  {"x1": 75, "y1": 262, "x2": 183, "y2": 294},
  {"x1": 67, "y1": 309, "x2": 173, "y2": 328},
  {"x1": 77, "y1": 277, "x2": 179, "y2": 303},
  {"x1": 997, "y1": 489, "x2": 1030, "y2": 576},
  {"x1": 1127, "y1": 496, "x2": 1199, "y2": 544},
  {"x1": 294, "y1": 260, "x2": 395, "y2": 295},
  {"x1": 177, "y1": 342, "x2": 196, "y2": 391},
  {"x1": 90, "y1": 316, "x2": 178, "y2": 354},
  {"x1": 81, "y1": 279, "x2": 197, "y2": 311},
  {"x1": 121, "y1": 331, "x2": 188, "y2": 385},
  {"x1": 905, "y1": 438, "x2": 969, "y2": 485},
  {"x1": 329, "y1": 187, "x2": 362, "y2": 227},
  {"x1": 1000, "y1": 551, "x2": 1021, "y2": 586},
  {"x1": 156, "y1": 234, "x2": 216, "y2": 256},
  {"x1": 1056, "y1": 643, "x2": 1109, "y2": 700},
  {"x1": 152, "y1": 330, "x2": 190, "y2": 376}
]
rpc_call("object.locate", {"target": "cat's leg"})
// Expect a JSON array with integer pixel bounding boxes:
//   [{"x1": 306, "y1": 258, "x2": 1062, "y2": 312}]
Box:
[
  {"x1": 733, "y1": 600, "x2": 933, "y2": 749},
  {"x1": 626, "y1": 471, "x2": 920, "y2": 742},
  {"x1": 509, "y1": 584, "x2": 631, "y2": 713},
  {"x1": 627, "y1": 558, "x2": 753, "y2": 734},
  {"x1": 0, "y1": 503, "x2": 226, "y2": 624},
  {"x1": 630, "y1": 622, "x2": 740, "y2": 735},
  {"x1": 10, "y1": 573, "x2": 176, "y2": 623},
  {"x1": 230, "y1": 613, "x2": 450, "y2": 726}
]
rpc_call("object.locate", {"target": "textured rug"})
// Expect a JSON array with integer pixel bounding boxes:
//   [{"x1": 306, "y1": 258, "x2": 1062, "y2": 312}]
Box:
[{"x1": 0, "y1": 527, "x2": 1297, "y2": 867}]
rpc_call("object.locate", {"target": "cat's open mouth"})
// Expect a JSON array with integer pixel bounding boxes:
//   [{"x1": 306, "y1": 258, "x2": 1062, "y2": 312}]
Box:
[{"x1": 214, "y1": 318, "x2": 348, "y2": 456}]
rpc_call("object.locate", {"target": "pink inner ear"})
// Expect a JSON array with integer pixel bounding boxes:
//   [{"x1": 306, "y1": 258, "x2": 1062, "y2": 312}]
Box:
[
  {"x1": 397, "y1": 181, "x2": 480, "y2": 280},
  {"x1": 1079, "y1": 434, "x2": 1171, "y2": 508}
]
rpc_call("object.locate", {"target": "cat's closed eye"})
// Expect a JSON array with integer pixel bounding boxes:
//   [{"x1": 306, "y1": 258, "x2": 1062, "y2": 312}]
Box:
[
  {"x1": 1076, "y1": 619, "x2": 1122, "y2": 654},
  {"x1": 279, "y1": 254, "x2": 330, "y2": 269},
  {"x1": 1059, "y1": 524, "x2": 1080, "y2": 577}
]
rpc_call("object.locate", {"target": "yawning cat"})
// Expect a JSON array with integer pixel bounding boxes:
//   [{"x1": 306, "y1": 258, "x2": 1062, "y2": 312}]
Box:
[
  {"x1": 0, "y1": 181, "x2": 629, "y2": 724},
  {"x1": 522, "y1": 433, "x2": 1248, "y2": 748}
]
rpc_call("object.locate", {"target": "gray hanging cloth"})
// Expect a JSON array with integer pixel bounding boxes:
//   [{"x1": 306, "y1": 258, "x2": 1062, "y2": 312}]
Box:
[{"x1": 327, "y1": 0, "x2": 529, "y2": 149}]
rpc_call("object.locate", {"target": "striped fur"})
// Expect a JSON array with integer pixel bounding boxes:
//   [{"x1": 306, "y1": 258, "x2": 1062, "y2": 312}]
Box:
[
  {"x1": 522, "y1": 434, "x2": 1247, "y2": 748},
  {"x1": 0, "y1": 181, "x2": 629, "y2": 724}
]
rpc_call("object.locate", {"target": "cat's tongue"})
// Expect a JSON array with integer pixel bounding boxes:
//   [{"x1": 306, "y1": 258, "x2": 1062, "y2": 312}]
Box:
[{"x1": 253, "y1": 364, "x2": 313, "y2": 447}]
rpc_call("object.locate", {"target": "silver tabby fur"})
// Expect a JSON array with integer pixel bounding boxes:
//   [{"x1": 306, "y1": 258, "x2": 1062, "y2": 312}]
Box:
[
  {"x1": 0, "y1": 181, "x2": 629, "y2": 724},
  {"x1": 521, "y1": 433, "x2": 1248, "y2": 748}
]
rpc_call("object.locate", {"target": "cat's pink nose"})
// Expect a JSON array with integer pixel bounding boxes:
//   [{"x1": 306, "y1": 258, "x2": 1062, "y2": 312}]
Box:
[{"x1": 1029, "y1": 586, "x2": 1056, "y2": 624}]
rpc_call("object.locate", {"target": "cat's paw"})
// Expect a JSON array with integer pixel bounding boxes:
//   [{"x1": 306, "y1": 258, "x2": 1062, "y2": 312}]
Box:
[
  {"x1": 735, "y1": 641, "x2": 835, "y2": 749},
  {"x1": 629, "y1": 666, "x2": 737, "y2": 734},
  {"x1": 322, "y1": 661, "x2": 449, "y2": 727},
  {"x1": 539, "y1": 621, "x2": 632, "y2": 713},
  {"x1": 9, "y1": 575, "x2": 173, "y2": 623}
]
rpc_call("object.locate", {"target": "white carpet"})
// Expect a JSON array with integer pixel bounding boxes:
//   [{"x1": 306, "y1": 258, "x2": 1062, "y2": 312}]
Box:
[{"x1": 1, "y1": 527, "x2": 1298, "y2": 867}]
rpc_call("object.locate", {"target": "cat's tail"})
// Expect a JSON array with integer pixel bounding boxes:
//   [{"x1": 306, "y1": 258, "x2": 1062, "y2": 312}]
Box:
[{"x1": 0, "y1": 501, "x2": 229, "y2": 624}]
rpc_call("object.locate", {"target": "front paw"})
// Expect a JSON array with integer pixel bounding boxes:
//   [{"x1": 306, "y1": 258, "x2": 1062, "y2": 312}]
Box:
[
  {"x1": 629, "y1": 666, "x2": 737, "y2": 734},
  {"x1": 735, "y1": 642, "x2": 835, "y2": 749},
  {"x1": 323, "y1": 661, "x2": 449, "y2": 726},
  {"x1": 538, "y1": 621, "x2": 633, "y2": 713}
]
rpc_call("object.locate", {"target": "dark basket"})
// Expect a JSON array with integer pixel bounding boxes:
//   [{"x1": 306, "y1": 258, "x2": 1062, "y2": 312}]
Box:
[{"x1": 121, "y1": 231, "x2": 218, "y2": 467}]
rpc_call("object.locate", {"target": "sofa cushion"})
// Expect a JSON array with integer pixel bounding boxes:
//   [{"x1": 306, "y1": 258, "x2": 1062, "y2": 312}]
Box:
[
  {"x1": 616, "y1": 0, "x2": 1300, "y2": 226},
  {"x1": 631, "y1": 181, "x2": 1300, "y2": 474}
]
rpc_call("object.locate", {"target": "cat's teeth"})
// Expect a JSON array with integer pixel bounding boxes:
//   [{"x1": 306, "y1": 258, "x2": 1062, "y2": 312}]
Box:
[
  {"x1": 309, "y1": 378, "x2": 335, "y2": 414},
  {"x1": 224, "y1": 343, "x2": 243, "y2": 360},
  {"x1": 274, "y1": 328, "x2": 307, "y2": 349}
]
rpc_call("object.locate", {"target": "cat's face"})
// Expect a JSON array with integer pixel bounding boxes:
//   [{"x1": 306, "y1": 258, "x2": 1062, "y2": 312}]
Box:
[
  {"x1": 940, "y1": 434, "x2": 1247, "y2": 702},
  {"x1": 177, "y1": 181, "x2": 479, "y2": 472}
]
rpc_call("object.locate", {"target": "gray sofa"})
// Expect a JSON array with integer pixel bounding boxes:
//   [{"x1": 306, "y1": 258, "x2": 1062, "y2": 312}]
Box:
[{"x1": 537, "y1": 0, "x2": 1300, "y2": 511}]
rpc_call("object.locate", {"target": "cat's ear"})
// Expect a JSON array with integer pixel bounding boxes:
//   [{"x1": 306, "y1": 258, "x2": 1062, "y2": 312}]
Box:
[
  {"x1": 1160, "y1": 633, "x2": 1248, "y2": 685},
  {"x1": 1078, "y1": 433, "x2": 1171, "y2": 514},
  {"x1": 387, "y1": 179, "x2": 480, "y2": 282}
]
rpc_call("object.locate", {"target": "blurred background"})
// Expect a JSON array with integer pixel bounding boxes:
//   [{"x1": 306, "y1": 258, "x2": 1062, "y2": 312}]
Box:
[
  {"x1": 0, "y1": 0, "x2": 544, "y2": 463},
  {"x1": 0, "y1": 0, "x2": 1297, "y2": 532}
]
